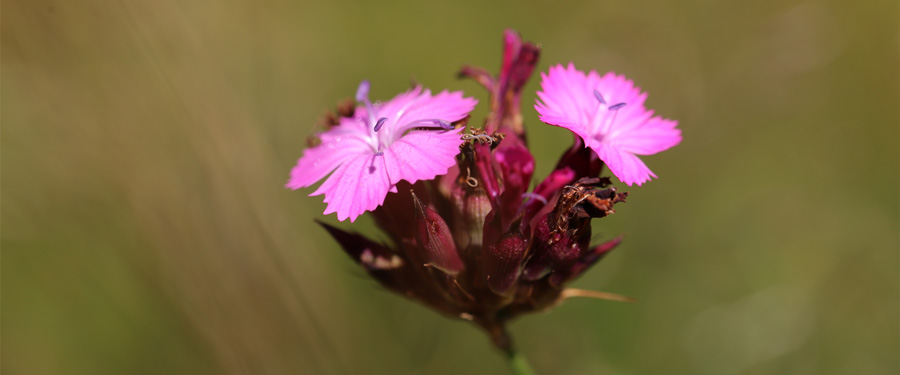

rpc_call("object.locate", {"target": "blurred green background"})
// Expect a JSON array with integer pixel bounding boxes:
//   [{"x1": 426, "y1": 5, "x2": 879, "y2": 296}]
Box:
[{"x1": 3, "y1": 0, "x2": 897, "y2": 374}]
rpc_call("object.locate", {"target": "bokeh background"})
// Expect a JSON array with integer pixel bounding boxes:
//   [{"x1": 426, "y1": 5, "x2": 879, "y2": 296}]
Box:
[{"x1": 3, "y1": 0, "x2": 898, "y2": 374}]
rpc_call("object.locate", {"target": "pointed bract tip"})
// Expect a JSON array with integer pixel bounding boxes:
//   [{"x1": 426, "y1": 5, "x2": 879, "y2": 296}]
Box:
[
  {"x1": 411, "y1": 190, "x2": 426, "y2": 217},
  {"x1": 503, "y1": 29, "x2": 521, "y2": 43},
  {"x1": 561, "y1": 288, "x2": 636, "y2": 303}
]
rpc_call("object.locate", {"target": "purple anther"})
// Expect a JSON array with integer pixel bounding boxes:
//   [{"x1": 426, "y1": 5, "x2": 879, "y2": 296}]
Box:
[
  {"x1": 608, "y1": 102, "x2": 627, "y2": 110},
  {"x1": 435, "y1": 119, "x2": 453, "y2": 130},
  {"x1": 593, "y1": 89, "x2": 606, "y2": 105},
  {"x1": 356, "y1": 80, "x2": 370, "y2": 102},
  {"x1": 407, "y1": 119, "x2": 454, "y2": 130},
  {"x1": 374, "y1": 117, "x2": 388, "y2": 132}
]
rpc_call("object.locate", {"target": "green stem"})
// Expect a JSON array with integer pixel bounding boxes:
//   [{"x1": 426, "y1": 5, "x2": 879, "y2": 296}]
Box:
[
  {"x1": 480, "y1": 319, "x2": 536, "y2": 375},
  {"x1": 506, "y1": 348, "x2": 537, "y2": 375}
]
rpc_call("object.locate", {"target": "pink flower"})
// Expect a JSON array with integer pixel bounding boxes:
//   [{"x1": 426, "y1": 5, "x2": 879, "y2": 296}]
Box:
[
  {"x1": 535, "y1": 63, "x2": 681, "y2": 186},
  {"x1": 287, "y1": 81, "x2": 477, "y2": 222}
]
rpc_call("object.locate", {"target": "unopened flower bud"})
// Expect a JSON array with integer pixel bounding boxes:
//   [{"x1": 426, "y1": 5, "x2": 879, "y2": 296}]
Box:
[
  {"x1": 482, "y1": 228, "x2": 528, "y2": 295},
  {"x1": 549, "y1": 236, "x2": 622, "y2": 287},
  {"x1": 521, "y1": 213, "x2": 588, "y2": 281},
  {"x1": 520, "y1": 216, "x2": 555, "y2": 281},
  {"x1": 413, "y1": 192, "x2": 464, "y2": 275},
  {"x1": 495, "y1": 144, "x2": 535, "y2": 228}
]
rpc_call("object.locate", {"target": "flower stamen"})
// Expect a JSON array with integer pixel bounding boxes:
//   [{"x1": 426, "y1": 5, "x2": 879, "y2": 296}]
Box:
[
  {"x1": 607, "y1": 102, "x2": 627, "y2": 133},
  {"x1": 591, "y1": 89, "x2": 629, "y2": 137},
  {"x1": 374, "y1": 117, "x2": 389, "y2": 132},
  {"x1": 593, "y1": 89, "x2": 606, "y2": 105},
  {"x1": 406, "y1": 119, "x2": 454, "y2": 130},
  {"x1": 356, "y1": 80, "x2": 379, "y2": 128},
  {"x1": 368, "y1": 155, "x2": 378, "y2": 173}
]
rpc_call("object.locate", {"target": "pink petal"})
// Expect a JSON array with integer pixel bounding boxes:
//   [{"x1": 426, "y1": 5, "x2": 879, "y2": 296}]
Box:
[
  {"x1": 590, "y1": 74, "x2": 649, "y2": 136},
  {"x1": 591, "y1": 143, "x2": 657, "y2": 186},
  {"x1": 534, "y1": 63, "x2": 596, "y2": 140},
  {"x1": 312, "y1": 152, "x2": 392, "y2": 222},
  {"x1": 391, "y1": 90, "x2": 478, "y2": 135},
  {"x1": 535, "y1": 63, "x2": 681, "y2": 186},
  {"x1": 371, "y1": 86, "x2": 425, "y2": 120},
  {"x1": 597, "y1": 72, "x2": 648, "y2": 110},
  {"x1": 383, "y1": 128, "x2": 465, "y2": 185},
  {"x1": 610, "y1": 116, "x2": 682, "y2": 155},
  {"x1": 285, "y1": 121, "x2": 371, "y2": 190},
  {"x1": 287, "y1": 82, "x2": 476, "y2": 222}
]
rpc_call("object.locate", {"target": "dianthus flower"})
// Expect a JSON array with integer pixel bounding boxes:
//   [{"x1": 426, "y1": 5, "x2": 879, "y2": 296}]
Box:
[
  {"x1": 286, "y1": 82, "x2": 477, "y2": 221},
  {"x1": 286, "y1": 30, "x2": 682, "y2": 373},
  {"x1": 535, "y1": 64, "x2": 681, "y2": 185}
]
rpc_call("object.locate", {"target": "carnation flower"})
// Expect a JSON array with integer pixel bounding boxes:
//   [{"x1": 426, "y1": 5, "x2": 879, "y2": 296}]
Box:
[
  {"x1": 535, "y1": 64, "x2": 682, "y2": 186},
  {"x1": 286, "y1": 30, "x2": 682, "y2": 374},
  {"x1": 286, "y1": 82, "x2": 477, "y2": 222}
]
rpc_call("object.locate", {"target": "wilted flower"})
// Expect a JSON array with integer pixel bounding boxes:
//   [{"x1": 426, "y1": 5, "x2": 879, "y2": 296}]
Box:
[
  {"x1": 286, "y1": 82, "x2": 477, "y2": 222},
  {"x1": 536, "y1": 64, "x2": 682, "y2": 186},
  {"x1": 287, "y1": 30, "x2": 681, "y2": 362}
]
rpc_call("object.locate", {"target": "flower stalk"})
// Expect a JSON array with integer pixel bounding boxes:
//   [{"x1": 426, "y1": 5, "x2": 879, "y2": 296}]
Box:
[{"x1": 507, "y1": 349, "x2": 537, "y2": 375}]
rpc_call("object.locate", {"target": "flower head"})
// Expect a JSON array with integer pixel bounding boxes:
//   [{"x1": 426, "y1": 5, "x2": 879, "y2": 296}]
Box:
[
  {"x1": 287, "y1": 81, "x2": 477, "y2": 222},
  {"x1": 535, "y1": 63, "x2": 682, "y2": 186},
  {"x1": 287, "y1": 31, "x2": 683, "y2": 360}
]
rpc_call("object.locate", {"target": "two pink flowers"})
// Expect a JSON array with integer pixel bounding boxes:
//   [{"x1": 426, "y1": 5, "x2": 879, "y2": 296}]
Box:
[{"x1": 287, "y1": 63, "x2": 682, "y2": 222}]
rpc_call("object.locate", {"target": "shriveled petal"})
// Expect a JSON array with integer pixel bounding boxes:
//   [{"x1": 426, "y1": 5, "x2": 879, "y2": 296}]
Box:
[
  {"x1": 591, "y1": 143, "x2": 657, "y2": 186},
  {"x1": 286, "y1": 121, "x2": 371, "y2": 189},
  {"x1": 383, "y1": 128, "x2": 464, "y2": 185},
  {"x1": 312, "y1": 152, "x2": 392, "y2": 222}
]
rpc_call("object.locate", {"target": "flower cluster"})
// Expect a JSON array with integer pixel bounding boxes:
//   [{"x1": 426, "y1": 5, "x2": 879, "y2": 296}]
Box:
[{"x1": 287, "y1": 30, "x2": 680, "y2": 352}]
